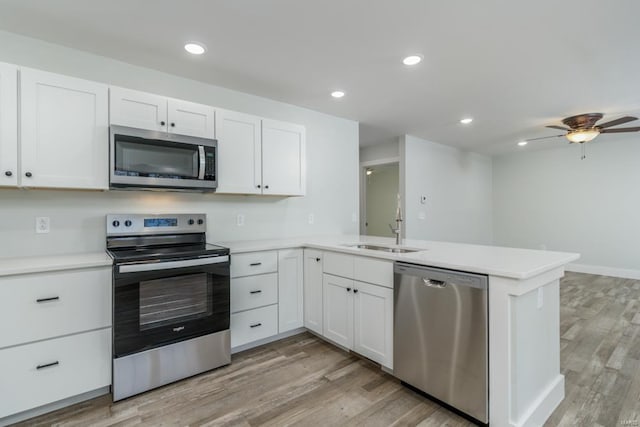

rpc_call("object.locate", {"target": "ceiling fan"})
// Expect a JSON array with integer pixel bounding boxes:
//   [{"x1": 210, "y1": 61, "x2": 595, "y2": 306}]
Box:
[{"x1": 524, "y1": 113, "x2": 640, "y2": 159}]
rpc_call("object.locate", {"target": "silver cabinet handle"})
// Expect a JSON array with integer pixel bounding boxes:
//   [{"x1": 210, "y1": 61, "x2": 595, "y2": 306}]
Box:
[
  {"x1": 36, "y1": 296, "x2": 60, "y2": 303},
  {"x1": 36, "y1": 361, "x2": 59, "y2": 370},
  {"x1": 198, "y1": 146, "x2": 205, "y2": 180},
  {"x1": 250, "y1": 290, "x2": 262, "y2": 294},
  {"x1": 119, "y1": 255, "x2": 229, "y2": 273},
  {"x1": 423, "y1": 278, "x2": 447, "y2": 288}
]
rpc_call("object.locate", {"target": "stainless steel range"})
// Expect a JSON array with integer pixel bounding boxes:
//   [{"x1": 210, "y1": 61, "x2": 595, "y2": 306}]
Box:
[{"x1": 106, "y1": 213, "x2": 230, "y2": 401}]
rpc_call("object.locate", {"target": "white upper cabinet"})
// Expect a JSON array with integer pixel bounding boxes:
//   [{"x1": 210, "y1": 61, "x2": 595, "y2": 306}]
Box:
[
  {"x1": 261, "y1": 119, "x2": 305, "y2": 196},
  {"x1": 0, "y1": 62, "x2": 18, "y2": 187},
  {"x1": 20, "y1": 68, "x2": 109, "y2": 190},
  {"x1": 110, "y1": 87, "x2": 214, "y2": 139},
  {"x1": 215, "y1": 109, "x2": 262, "y2": 194},
  {"x1": 167, "y1": 98, "x2": 214, "y2": 138}
]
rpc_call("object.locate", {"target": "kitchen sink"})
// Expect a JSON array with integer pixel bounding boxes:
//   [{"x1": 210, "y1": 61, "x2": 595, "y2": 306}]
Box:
[{"x1": 346, "y1": 244, "x2": 421, "y2": 253}]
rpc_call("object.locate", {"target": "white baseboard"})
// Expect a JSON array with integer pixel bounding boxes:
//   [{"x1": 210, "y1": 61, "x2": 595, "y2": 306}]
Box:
[
  {"x1": 231, "y1": 327, "x2": 306, "y2": 354},
  {"x1": 513, "y1": 375, "x2": 564, "y2": 427},
  {"x1": 567, "y1": 263, "x2": 640, "y2": 280}
]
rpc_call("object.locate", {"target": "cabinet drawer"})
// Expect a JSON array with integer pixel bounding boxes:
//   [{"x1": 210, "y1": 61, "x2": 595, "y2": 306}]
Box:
[
  {"x1": 354, "y1": 257, "x2": 393, "y2": 288},
  {"x1": 231, "y1": 273, "x2": 278, "y2": 313},
  {"x1": 231, "y1": 304, "x2": 278, "y2": 348},
  {"x1": 323, "y1": 252, "x2": 354, "y2": 279},
  {"x1": 0, "y1": 328, "x2": 111, "y2": 418},
  {"x1": 0, "y1": 267, "x2": 112, "y2": 349},
  {"x1": 231, "y1": 251, "x2": 278, "y2": 278}
]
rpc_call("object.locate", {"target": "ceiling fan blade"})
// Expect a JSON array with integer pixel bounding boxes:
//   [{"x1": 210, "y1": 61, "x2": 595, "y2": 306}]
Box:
[
  {"x1": 600, "y1": 126, "x2": 640, "y2": 134},
  {"x1": 546, "y1": 125, "x2": 570, "y2": 131},
  {"x1": 525, "y1": 134, "x2": 565, "y2": 142},
  {"x1": 598, "y1": 116, "x2": 638, "y2": 128}
]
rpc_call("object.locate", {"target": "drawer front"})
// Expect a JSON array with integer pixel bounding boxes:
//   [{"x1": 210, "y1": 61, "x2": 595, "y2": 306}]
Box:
[
  {"x1": 231, "y1": 273, "x2": 278, "y2": 313},
  {"x1": 323, "y1": 252, "x2": 354, "y2": 279},
  {"x1": 354, "y1": 257, "x2": 394, "y2": 288},
  {"x1": 0, "y1": 328, "x2": 111, "y2": 418},
  {"x1": 231, "y1": 251, "x2": 278, "y2": 278},
  {"x1": 0, "y1": 267, "x2": 112, "y2": 348},
  {"x1": 231, "y1": 304, "x2": 278, "y2": 348}
]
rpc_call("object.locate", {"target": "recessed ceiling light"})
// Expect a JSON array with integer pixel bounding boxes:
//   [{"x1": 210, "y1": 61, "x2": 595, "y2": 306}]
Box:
[
  {"x1": 518, "y1": 141, "x2": 528, "y2": 146},
  {"x1": 460, "y1": 118, "x2": 473, "y2": 124},
  {"x1": 184, "y1": 42, "x2": 206, "y2": 55},
  {"x1": 402, "y1": 55, "x2": 423, "y2": 66},
  {"x1": 331, "y1": 90, "x2": 345, "y2": 99}
]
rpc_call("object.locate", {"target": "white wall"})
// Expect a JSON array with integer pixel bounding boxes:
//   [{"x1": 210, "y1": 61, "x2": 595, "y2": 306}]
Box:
[
  {"x1": 400, "y1": 134, "x2": 493, "y2": 244},
  {"x1": 493, "y1": 136, "x2": 640, "y2": 276},
  {"x1": 359, "y1": 140, "x2": 399, "y2": 164},
  {"x1": 0, "y1": 30, "x2": 359, "y2": 258}
]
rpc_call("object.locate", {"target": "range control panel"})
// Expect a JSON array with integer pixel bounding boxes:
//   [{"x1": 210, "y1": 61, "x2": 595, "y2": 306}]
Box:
[{"x1": 106, "y1": 213, "x2": 206, "y2": 236}]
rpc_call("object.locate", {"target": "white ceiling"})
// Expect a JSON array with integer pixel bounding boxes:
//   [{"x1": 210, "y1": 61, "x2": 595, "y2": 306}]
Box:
[{"x1": 1, "y1": 0, "x2": 640, "y2": 154}]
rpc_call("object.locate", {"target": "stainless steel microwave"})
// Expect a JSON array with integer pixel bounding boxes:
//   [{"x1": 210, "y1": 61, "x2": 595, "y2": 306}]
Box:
[{"x1": 109, "y1": 125, "x2": 217, "y2": 192}]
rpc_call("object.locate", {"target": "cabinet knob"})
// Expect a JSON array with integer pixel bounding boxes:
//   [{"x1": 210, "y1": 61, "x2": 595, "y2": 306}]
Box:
[
  {"x1": 264, "y1": 185, "x2": 269, "y2": 189},
  {"x1": 170, "y1": 122, "x2": 175, "y2": 127},
  {"x1": 354, "y1": 289, "x2": 359, "y2": 294},
  {"x1": 257, "y1": 184, "x2": 261, "y2": 188},
  {"x1": 315, "y1": 257, "x2": 321, "y2": 262},
  {"x1": 4, "y1": 171, "x2": 12, "y2": 177},
  {"x1": 25, "y1": 172, "x2": 32, "y2": 178},
  {"x1": 160, "y1": 121, "x2": 166, "y2": 126},
  {"x1": 346, "y1": 287, "x2": 351, "y2": 292}
]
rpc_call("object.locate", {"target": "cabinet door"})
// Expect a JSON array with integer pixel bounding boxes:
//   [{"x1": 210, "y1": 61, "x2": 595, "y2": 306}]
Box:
[
  {"x1": 261, "y1": 119, "x2": 305, "y2": 196},
  {"x1": 20, "y1": 68, "x2": 108, "y2": 189},
  {"x1": 109, "y1": 86, "x2": 167, "y2": 131},
  {"x1": 0, "y1": 62, "x2": 18, "y2": 187},
  {"x1": 215, "y1": 109, "x2": 262, "y2": 194},
  {"x1": 303, "y1": 249, "x2": 324, "y2": 335},
  {"x1": 278, "y1": 249, "x2": 304, "y2": 333},
  {"x1": 353, "y1": 280, "x2": 393, "y2": 369},
  {"x1": 322, "y1": 274, "x2": 353, "y2": 349},
  {"x1": 167, "y1": 98, "x2": 215, "y2": 138}
]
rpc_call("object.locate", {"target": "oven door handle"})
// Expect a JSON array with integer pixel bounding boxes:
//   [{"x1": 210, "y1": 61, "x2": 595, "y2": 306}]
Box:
[
  {"x1": 198, "y1": 146, "x2": 206, "y2": 180},
  {"x1": 119, "y1": 255, "x2": 229, "y2": 273}
]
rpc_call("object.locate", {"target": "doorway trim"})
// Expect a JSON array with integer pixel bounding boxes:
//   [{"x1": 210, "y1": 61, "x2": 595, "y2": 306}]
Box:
[{"x1": 359, "y1": 157, "x2": 400, "y2": 235}]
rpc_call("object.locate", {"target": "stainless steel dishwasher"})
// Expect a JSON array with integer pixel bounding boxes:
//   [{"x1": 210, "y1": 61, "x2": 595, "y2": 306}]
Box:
[{"x1": 394, "y1": 262, "x2": 488, "y2": 424}]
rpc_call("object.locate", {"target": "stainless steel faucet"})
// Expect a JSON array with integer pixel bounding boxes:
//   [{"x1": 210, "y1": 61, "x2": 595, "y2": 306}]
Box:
[{"x1": 389, "y1": 202, "x2": 403, "y2": 245}]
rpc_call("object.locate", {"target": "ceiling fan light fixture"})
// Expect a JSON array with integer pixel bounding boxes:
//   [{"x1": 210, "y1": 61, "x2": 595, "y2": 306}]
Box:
[{"x1": 566, "y1": 129, "x2": 600, "y2": 143}]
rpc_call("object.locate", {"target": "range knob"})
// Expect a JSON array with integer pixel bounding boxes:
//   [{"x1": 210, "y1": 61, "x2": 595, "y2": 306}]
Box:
[
  {"x1": 188, "y1": 219, "x2": 195, "y2": 225},
  {"x1": 197, "y1": 219, "x2": 204, "y2": 225},
  {"x1": 124, "y1": 220, "x2": 132, "y2": 227},
  {"x1": 112, "y1": 220, "x2": 120, "y2": 227}
]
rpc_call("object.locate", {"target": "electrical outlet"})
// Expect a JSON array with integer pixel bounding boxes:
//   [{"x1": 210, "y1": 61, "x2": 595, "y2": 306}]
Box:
[
  {"x1": 537, "y1": 287, "x2": 544, "y2": 309},
  {"x1": 236, "y1": 214, "x2": 245, "y2": 227},
  {"x1": 36, "y1": 217, "x2": 50, "y2": 234},
  {"x1": 308, "y1": 213, "x2": 314, "y2": 224}
]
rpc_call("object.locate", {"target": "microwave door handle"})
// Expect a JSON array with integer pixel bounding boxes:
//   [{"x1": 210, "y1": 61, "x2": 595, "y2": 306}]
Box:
[{"x1": 198, "y1": 146, "x2": 205, "y2": 180}]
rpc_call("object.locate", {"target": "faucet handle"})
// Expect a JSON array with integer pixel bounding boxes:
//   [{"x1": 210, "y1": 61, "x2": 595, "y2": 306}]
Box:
[{"x1": 389, "y1": 223, "x2": 398, "y2": 233}]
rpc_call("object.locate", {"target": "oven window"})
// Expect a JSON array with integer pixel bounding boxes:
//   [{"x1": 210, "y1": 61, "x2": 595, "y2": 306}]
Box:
[
  {"x1": 139, "y1": 273, "x2": 212, "y2": 330},
  {"x1": 114, "y1": 136, "x2": 199, "y2": 179}
]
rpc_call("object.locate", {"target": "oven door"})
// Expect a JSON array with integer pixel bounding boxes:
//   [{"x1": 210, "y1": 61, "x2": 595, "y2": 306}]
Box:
[
  {"x1": 113, "y1": 255, "x2": 229, "y2": 357},
  {"x1": 110, "y1": 125, "x2": 217, "y2": 191}
]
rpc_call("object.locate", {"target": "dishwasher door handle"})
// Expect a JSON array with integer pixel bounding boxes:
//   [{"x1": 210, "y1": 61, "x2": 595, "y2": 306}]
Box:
[{"x1": 422, "y1": 278, "x2": 447, "y2": 288}]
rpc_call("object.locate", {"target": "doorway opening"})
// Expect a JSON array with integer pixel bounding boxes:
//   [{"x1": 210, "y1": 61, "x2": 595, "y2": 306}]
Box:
[{"x1": 360, "y1": 161, "x2": 399, "y2": 237}]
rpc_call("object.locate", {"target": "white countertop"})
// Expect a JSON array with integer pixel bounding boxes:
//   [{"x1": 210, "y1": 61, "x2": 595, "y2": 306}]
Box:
[
  {"x1": 0, "y1": 252, "x2": 113, "y2": 277},
  {"x1": 217, "y1": 235, "x2": 580, "y2": 280}
]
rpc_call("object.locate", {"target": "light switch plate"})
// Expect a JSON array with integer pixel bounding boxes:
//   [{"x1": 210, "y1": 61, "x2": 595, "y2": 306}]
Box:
[
  {"x1": 308, "y1": 213, "x2": 314, "y2": 224},
  {"x1": 236, "y1": 214, "x2": 245, "y2": 227},
  {"x1": 36, "y1": 217, "x2": 50, "y2": 234}
]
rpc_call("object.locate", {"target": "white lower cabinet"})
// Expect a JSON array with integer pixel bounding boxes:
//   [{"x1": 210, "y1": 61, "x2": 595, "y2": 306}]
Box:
[
  {"x1": 322, "y1": 270, "x2": 394, "y2": 369},
  {"x1": 278, "y1": 249, "x2": 303, "y2": 333},
  {"x1": 231, "y1": 304, "x2": 278, "y2": 348},
  {"x1": 352, "y1": 280, "x2": 393, "y2": 369},
  {"x1": 0, "y1": 328, "x2": 111, "y2": 418},
  {"x1": 303, "y1": 249, "x2": 323, "y2": 335},
  {"x1": 230, "y1": 273, "x2": 278, "y2": 313}
]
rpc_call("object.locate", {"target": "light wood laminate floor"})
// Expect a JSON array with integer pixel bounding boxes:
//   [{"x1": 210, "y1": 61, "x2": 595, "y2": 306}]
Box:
[{"x1": 16, "y1": 272, "x2": 640, "y2": 427}]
